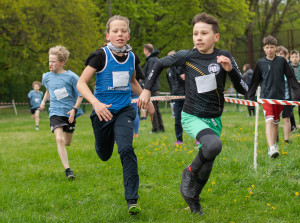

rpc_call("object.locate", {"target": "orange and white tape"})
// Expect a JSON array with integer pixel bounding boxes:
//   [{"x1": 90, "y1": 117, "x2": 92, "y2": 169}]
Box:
[
  {"x1": 257, "y1": 99, "x2": 300, "y2": 106},
  {"x1": 1, "y1": 97, "x2": 299, "y2": 106}
]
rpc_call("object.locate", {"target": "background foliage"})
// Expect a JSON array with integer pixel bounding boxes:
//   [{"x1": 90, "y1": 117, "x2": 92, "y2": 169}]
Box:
[{"x1": 1, "y1": 0, "x2": 300, "y2": 101}]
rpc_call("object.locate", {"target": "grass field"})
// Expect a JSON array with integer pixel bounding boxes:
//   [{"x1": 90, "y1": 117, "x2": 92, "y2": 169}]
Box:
[{"x1": 0, "y1": 103, "x2": 299, "y2": 223}]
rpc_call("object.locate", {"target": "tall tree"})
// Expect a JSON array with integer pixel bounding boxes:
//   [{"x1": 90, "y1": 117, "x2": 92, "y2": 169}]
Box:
[
  {"x1": 0, "y1": 0, "x2": 103, "y2": 101},
  {"x1": 244, "y1": 0, "x2": 299, "y2": 66},
  {"x1": 97, "y1": 0, "x2": 251, "y2": 63}
]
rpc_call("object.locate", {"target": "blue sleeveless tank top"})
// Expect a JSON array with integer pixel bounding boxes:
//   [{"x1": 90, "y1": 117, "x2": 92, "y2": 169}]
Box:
[{"x1": 94, "y1": 46, "x2": 135, "y2": 113}]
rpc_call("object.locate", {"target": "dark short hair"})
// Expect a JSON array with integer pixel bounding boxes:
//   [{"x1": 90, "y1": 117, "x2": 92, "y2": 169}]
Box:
[
  {"x1": 143, "y1": 43, "x2": 154, "y2": 53},
  {"x1": 276, "y1": 46, "x2": 288, "y2": 56},
  {"x1": 192, "y1": 12, "x2": 219, "y2": 33},
  {"x1": 290, "y1": 49, "x2": 299, "y2": 55},
  {"x1": 263, "y1": 35, "x2": 277, "y2": 46}
]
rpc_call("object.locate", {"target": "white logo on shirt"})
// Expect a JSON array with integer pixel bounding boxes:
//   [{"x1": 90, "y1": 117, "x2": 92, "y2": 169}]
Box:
[{"x1": 208, "y1": 63, "x2": 220, "y2": 74}]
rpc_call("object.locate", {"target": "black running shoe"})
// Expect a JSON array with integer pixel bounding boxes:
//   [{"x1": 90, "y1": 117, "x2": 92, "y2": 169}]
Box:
[
  {"x1": 180, "y1": 166, "x2": 197, "y2": 199},
  {"x1": 65, "y1": 168, "x2": 75, "y2": 180},
  {"x1": 180, "y1": 166, "x2": 204, "y2": 215},
  {"x1": 184, "y1": 197, "x2": 204, "y2": 215},
  {"x1": 127, "y1": 200, "x2": 141, "y2": 215}
]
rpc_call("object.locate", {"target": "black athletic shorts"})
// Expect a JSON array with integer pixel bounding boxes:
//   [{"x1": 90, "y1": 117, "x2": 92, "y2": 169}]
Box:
[
  {"x1": 30, "y1": 108, "x2": 40, "y2": 114},
  {"x1": 50, "y1": 115, "x2": 76, "y2": 133},
  {"x1": 282, "y1": 105, "x2": 293, "y2": 118}
]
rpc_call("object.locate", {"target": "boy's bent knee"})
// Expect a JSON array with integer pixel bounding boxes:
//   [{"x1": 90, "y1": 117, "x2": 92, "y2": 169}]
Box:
[
  {"x1": 197, "y1": 130, "x2": 222, "y2": 160},
  {"x1": 55, "y1": 136, "x2": 65, "y2": 145},
  {"x1": 200, "y1": 138, "x2": 222, "y2": 161}
]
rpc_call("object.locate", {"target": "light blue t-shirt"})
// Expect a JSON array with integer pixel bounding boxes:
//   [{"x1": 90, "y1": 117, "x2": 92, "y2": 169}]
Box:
[
  {"x1": 28, "y1": 90, "x2": 43, "y2": 109},
  {"x1": 42, "y1": 70, "x2": 83, "y2": 118},
  {"x1": 94, "y1": 46, "x2": 135, "y2": 113}
]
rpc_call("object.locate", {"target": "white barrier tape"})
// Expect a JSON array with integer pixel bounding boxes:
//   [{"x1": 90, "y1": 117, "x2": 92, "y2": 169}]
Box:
[
  {"x1": 257, "y1": 99, "x2": 300, "y2": 106},
  {"x1": 131, "y1": 96, "x2": 185, "y2": 103},
  {"x1": 132, "y1": 96, "x2": 257, "y2": 106},
  {"x1": 2, "y1": 97, "x2": 298, "y2": 107},
  {"x1": 225, "y1": 97, "x2": 257, "y2": 106}
]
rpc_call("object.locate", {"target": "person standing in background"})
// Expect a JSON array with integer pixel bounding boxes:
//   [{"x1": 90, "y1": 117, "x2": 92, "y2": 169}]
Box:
[{"x1": 143, "y1": 43, "x2": 165, "y2": 133}]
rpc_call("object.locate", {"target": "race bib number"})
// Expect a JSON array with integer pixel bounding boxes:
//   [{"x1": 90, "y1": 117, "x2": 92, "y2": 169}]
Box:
[
  {"x1": 195, "y1": 74, "x2": 217, "y2": 93},
  {"x1": 54, "y1": 87, "x2": 68, "y2": 100},
  {"x1": 34, "y1": 98, "x2": 40, "y2": 103},
  {"x1": 112, "y1": 71, "x2": 129, "y2": 87}
]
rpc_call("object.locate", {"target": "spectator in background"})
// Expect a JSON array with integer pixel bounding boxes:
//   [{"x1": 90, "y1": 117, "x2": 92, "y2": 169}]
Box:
[
  {"x1": 143, "y1": 43, "x2": 165, "y2": 133},
  {"x1": 226, "y1": 84, "x2": 235, "y2": 95},
  {"x1": 166, "y1": 50, "x2": 185, "y2": 145},
  {"x1": 242, "y1": 64, "x2": 255, "y2": 117},
  {"x1": 290, "y1": 49, "x2": 300, "y2": 81},
  {"x1": 290, "y1": 49, "x2": 300, "y2": 132},
  {"x1": 276, "y1": 46, "x2": 293, "y2": 143}
]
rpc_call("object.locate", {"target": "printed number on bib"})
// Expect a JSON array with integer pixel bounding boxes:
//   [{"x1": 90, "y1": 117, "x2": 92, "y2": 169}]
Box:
[
  {"x1": 54, "y1": 87, "x2": 68, "y2": 100},
  {"x1": 112, "y1": 71, "x2": 129, "y2": 87},
  {"x1": 195, "y1": 74, "x2": 217, "y2": 93}
]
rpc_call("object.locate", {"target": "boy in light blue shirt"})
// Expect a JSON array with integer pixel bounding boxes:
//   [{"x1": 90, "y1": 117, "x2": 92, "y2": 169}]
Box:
[
  {"x1": 28, "y1": 81, "x2": 43, "y2": 130},
  {"x1": 40, "y1": 45, "x2": 83, "y2": 180}
]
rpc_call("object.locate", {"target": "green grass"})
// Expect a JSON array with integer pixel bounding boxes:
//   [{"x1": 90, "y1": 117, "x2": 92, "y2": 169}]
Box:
[{"x1": 0, "y1": 103, "x2": 299, "y2": 223}]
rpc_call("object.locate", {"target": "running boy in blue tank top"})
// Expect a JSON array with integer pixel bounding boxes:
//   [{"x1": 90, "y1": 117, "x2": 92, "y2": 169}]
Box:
[
  {"x1": 28, "y1": 81, "x2": 43, "y2": 130},
  {"x1": 40, "y1": 45, "x2": 83, "y2": 180},
  {"x1": 77, "y1": 15, "x2": 154, "y2": 215}
]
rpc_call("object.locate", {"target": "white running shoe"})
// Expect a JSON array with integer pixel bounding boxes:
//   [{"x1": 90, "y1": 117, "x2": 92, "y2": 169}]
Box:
[{"x1": 268, "y1": 145, "x2": 279, "y2": 158}]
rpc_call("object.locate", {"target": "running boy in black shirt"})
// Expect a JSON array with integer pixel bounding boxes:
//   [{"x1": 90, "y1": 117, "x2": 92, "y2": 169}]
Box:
[
  {"x1": 247, "y1": 36, "x2": 300, "y2": 158},
  {"x1": 138, "y1": 13, "x2": 248, "y2": 215}
]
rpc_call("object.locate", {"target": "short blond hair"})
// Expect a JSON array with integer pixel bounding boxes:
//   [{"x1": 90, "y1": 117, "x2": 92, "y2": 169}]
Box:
[
  {"x1": 32, "y1": 81, "x2": 41, "y2": 89},
  {"x1": 49, "y1": 45, "x2": 70, "y2": 62},
  {"x1": 106, "y1": 15, "x2": 130, "y2": 33}
]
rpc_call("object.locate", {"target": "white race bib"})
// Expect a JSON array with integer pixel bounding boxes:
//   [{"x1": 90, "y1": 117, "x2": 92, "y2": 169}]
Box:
[
  {"x1": 195, "y1": 74, "x2": 217, "y2": 93},
  {"x1": 34, "y1": 98, "x2": 40, "y2": 103},
  {"x1": 112, "y1": 71, "x2": 129, "y2": 87},
  {"x1": 54, "y1": 87, "x2": 68, "y2": 100}
]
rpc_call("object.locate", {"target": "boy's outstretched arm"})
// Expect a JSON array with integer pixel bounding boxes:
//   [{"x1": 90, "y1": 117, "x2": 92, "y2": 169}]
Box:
[
  {"x1": 217, "y1": 55, "x2": 248, "y2": 95},
  {"x1": 40, "y1": 90, "x2": 50, "y2": 110},
  {"x1": 137, "y1": 60, "x2": 164, "y2": 109},
  {"x1": 138, "y1": 51, "x2": 186, "y2": 109},
  {"x1": 77, "y1": 65, "x2": 112, "y2": 122},
  {"x1": 131, "y1": 71, "x2": 155, "y2": 121}
]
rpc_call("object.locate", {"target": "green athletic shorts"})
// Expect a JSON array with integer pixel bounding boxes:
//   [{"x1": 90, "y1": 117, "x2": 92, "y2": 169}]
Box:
[{"x1": 181, "y1": 111, "x2": 222, "y2": 149}]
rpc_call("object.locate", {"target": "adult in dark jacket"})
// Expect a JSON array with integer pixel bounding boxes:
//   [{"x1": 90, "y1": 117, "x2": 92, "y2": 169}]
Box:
[
  {"x1": 242, "y1": 64, "x2": 255, "y2": 116},
  {"x1": 143, "y1": 43, "x2": 165, "y2": 133},
  {"x1": 166, "y1": 50, "x2": 185, "y2": 144}
]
